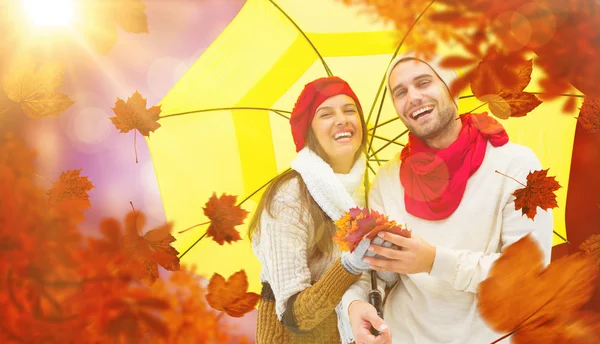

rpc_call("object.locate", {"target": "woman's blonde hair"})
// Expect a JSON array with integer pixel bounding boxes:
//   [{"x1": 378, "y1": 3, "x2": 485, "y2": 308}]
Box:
[{"x1": 248, "y1": 105, "x2": 368, "y2": 260}]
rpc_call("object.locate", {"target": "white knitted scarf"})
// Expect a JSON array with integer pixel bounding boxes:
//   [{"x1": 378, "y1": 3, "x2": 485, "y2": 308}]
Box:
[
  {"x1": 290, "y1": 147, "x2": 366, "y2": 344},
  {"x1": 290, "y1": 147, "x2": 366, "y2": 220}
]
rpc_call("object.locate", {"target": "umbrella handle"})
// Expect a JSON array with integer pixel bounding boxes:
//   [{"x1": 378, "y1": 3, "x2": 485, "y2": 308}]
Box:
[{"x1": 368, "y1": 270, "x2": 384, "y2": 336}]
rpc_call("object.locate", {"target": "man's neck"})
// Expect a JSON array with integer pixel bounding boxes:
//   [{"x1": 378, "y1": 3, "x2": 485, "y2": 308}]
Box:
[{"x1": 424, "y1": 117, "x2": 462, "y2": 149}]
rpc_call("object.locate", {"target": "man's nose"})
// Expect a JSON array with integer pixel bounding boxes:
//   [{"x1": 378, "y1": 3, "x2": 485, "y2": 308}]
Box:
[{"x1": 407, "y1": 86, "x2": 424, "y2": 104}]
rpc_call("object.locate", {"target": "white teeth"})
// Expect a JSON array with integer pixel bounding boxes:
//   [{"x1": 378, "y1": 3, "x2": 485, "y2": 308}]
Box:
[
  {"x1": 334, "y1": 132, "x2": 352, "y2": 140},
  {"x1": 410, "y1": 106, "x2": 434, "y2": 119}
]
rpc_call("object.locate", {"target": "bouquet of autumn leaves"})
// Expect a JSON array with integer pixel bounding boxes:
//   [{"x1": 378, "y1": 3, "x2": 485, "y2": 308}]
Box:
[{"x1": 332, "y1": 207, "x2": 411, "y2": 253}]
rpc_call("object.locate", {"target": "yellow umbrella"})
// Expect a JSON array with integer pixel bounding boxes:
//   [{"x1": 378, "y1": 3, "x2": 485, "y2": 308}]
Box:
[{"x1": 147, "y1": 0, "x2": 576, "y2": 294}]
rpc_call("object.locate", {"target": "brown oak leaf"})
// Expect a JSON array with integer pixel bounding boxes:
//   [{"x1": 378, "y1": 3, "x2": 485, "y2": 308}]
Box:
[
  {"x1": 578, "y1": 96, "x2": 600, "y2": 132},
  {"x1": 478, "y1": 234, "x2": 600, "y2": 343},
  {"x1": 2, "y1": 56, "x2": 74, "y2": 119},
  {"x1": 122, "y1": 211, "x2": 180, "y2": 286},
  {"x1": 203, "y1": 193, "x2": 249, "y2": 245},
  {"x1": 47, "y1": 169, "x2": 94, "y2": 209},
  {"x1": 109, "y1": 91, "x2": 161, "y2": 136},
  {"x1": 470, "y1": 51, "x2": 541, "y2": 119},
  {"x1": 206, "y1": 270, "x2": 259, "y2": 317},
  {"x1": 511, "y1": 169, "x2": 561, "y2": 220}
]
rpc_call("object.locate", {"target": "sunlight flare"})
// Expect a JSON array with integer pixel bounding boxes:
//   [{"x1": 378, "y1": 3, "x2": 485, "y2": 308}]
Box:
[{"x1": 23, "y1": 0, "x2": 74, "y2": 27}]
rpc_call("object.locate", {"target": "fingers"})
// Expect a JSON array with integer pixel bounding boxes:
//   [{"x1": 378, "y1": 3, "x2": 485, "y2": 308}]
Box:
[
  {"x1": 366, "y1": 256, "x2": 408, "y2": 274},
  {"x1": 367, "y1": 244, "x2": 411, "y2": 260},
  {"x1": 378, "y1": 231, "x2": 412, "y2": 247}
]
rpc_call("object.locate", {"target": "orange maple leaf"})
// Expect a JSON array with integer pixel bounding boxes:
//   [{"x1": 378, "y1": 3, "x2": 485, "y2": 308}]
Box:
[
  {"x1": 203, "y1": 193, "x2": 249, "y2": 245},
  {"x1": 578, "y1": 96, "x2": 600, "y2": 133},
  {"x1": 205, "y1": 270, "x2": 259, "y2": 318},
  {"x1": 580, "y1": 234, "x2": 600, "y2": 271},
  {"x1": 478, "y1": 234, "x2": 600, "y2": 343},
  {"x1": 109, "y1": 91, "x2": 161, "y2": 136},
  {"x1": 122, "y1": 211, "x2": 180, "y2": 286},
  {"x1": 501, "y1": 169, "x2": 561, "y2": 220},
  {"x1": 47, "y1": 169, "x2": 94, "y2": 208},
  {"x1": 470, "y1": 51, "x2": 542, "y2": 119}
]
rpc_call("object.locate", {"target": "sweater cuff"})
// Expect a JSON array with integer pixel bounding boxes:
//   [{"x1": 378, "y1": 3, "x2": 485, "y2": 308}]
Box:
[{"x1": 429, "y1": 245, "x2": 459, "y2": 284}]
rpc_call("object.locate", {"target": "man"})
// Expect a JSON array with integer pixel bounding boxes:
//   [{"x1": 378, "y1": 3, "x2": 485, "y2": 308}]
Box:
[{"x1": 338, "y1": 53, "x2": 554, "y2": 344}]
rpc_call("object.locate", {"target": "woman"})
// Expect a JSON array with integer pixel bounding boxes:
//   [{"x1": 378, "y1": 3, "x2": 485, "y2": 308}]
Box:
[{"x1": 248, "y1": 76, "x2": 376, "y2": 343}]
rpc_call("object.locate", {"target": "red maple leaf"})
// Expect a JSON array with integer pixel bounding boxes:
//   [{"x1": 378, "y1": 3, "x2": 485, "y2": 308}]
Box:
[
  {"x1": 470, "y1": 51, "x2": 541, "y2": 119},
  {"x1": 578, "y1": 96, "x2": 600, "y2": 133},
  {"x1": 122, "y1": 211, "x2": 180, "y2": 286},
  {"x1": 506, "y1": 169, "x2": 562, "y2": 220},
  {"x1": 478, "y1": 234, "x2": 600, "y2": 343},
  {"x1": 203, "y1": 193, "x2": 249, "y2": 245},
  {"x1": 205, "y1": 270, "x2": 260, "y2": 318}
]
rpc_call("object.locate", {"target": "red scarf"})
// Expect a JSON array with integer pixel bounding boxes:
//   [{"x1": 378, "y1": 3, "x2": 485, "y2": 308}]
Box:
[{"x1": 399, "y1": 112, "x2": 509, "y2": 220}]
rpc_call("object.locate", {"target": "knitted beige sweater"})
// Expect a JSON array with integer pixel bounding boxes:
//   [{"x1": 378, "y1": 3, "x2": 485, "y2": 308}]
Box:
[{"x1": 252, "y1": 177, "x2": 362, "y2": 343}]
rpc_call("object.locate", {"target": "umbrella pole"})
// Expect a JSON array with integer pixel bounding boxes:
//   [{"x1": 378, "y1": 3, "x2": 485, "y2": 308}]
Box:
[{"x1": 368, "y1": 270, "x2": 384, "y2": 336}]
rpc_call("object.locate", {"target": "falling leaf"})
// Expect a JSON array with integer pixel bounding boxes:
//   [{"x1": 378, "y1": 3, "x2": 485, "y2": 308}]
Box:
[
  {"x1": 104, "y1": 289, "x2": 170, "y2": 342},
  {"x1": 203, "y1": 193, "x2": 249, "y2": 245},
  {"x1": 439, "y1": 55, "x2": 478, "y2": 68},
  {"x1": 478, "y1": 234, "x2": 600, "y2": 343},
  {"x1": 470, "y1": 51, "x2": 541, "y2": 119},
  {"x1": 47, "y1": 169, "x2": 94, "y2": 209},
  {"x1": 2, "y1": 56, "x2": 74, "y2": 119},
  {"x1": 122, "y1": 211, "x2": 180, "y2": 286},
  {"x1": 109, "y1": 91, "x2": 161, "y2": 136},
  {"x1": 206, "y1": 270, "x2": 260, "y2": 318},
  {"x1": 509, "y1": 169, "x2": 561, "y2": 220},
  {"x1": 74, "y1": 0, "x2": 149, "y2": 55},
  {"x1": 482, "y1": 91, "x2": 542, "y2": 119},
  {"x1": 333, "y1": 207, "x2": 410, "y2": 252},
  {"x1": 580, "y1": 234, "x2": 600, "y2": 270},
  {"x1": 578, "y1": 96, "x2": 600, "y2": 133}
]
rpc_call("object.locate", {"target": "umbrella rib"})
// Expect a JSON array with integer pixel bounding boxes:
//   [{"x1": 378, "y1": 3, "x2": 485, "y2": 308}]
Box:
[
  {"x1": 160, "y1": 107, "x2": 291, "y2": 120},
  {"x1": 178, "y1": 168, "x2": 292, "y2": 260},
  {"x1": 368, "y1": 117, "x2": 399, "y2": 132},
  {"x1": 369, "y1": 130, "x2": 408, "y2": 158},
  {"x1": 268, "y1": 0, "x2": 333, "y2": 76},
  {"x1": 237, "y1": 168, "x2": 292, "y2": 206},
  {"x1": 372, "y1": 135, "x2": 405, "y2": 147}
]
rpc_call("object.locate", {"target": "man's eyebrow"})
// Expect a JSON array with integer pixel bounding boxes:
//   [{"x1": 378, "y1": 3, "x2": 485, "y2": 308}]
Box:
[{"x1": 391, "y1": 74, "x2": 433, "y2": 94}]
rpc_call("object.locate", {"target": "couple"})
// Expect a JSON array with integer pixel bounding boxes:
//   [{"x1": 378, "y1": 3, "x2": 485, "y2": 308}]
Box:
[{"x1": 248, "y1": 53, "x2": 553, "y2": 344}]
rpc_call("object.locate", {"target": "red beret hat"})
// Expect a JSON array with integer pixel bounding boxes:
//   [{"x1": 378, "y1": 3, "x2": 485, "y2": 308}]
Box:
[{"x1": 290, "y1": 76, "x2": 362, "y2": 152}]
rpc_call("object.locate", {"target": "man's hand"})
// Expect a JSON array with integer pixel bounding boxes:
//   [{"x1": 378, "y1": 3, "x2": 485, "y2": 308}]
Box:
[
  {"x1": 348, "y1": 300, "x2": 391, "y2": 344},
  {"x1": 364, "y1": 232, "x2": 436, "y2": 274}
]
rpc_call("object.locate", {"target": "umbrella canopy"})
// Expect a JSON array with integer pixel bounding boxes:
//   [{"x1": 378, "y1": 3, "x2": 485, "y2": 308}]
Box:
[{"x1": 147, "y1": 0, "x2": 576, "y2": 293}]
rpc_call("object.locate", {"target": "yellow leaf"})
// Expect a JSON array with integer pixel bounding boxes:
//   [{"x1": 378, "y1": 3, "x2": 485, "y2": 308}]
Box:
[
  {"x1": 2, "y1": 57, "x2": 74, "y2": 119},
  {"x1": 75, "y1": 0, "x2": 149, "y2": 55}
]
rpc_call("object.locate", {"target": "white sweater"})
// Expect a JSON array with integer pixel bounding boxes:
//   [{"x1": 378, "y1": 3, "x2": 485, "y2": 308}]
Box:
[{"x1": 341, "y1": 141, "x2": 554, "y2": 343}]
